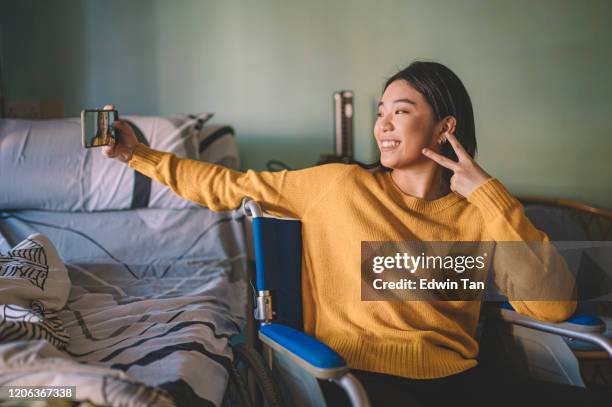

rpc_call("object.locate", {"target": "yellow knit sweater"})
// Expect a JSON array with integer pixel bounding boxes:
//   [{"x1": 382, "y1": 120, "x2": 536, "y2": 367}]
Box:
[{"x1": 128, "y1": 144, "x2": 576, "y2": 379}]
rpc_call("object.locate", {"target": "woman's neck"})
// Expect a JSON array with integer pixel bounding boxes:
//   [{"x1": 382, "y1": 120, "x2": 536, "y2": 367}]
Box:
[{"x1": 390, "y1": 165, "x2": 450, "y2": 200}]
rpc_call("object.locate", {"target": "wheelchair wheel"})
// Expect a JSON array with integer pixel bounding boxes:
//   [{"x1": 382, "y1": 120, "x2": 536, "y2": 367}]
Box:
[
  {"x1": 224, "y1": 361, "x2": 253, "y2": 407},
  {"x1": 229, "y1": 343, "x2": 284, "y2": 407}
]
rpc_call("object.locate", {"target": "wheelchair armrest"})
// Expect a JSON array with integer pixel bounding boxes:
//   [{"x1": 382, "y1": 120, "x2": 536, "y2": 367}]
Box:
[
  {"x1": 493, "y1": 303, "x2": 612, "y2": 359},
  {"x1": 259, "y1": 324, "x2": 371, "y2": 407},
  {"x1": 259, "y1": 323, "x2": 347, "y2": 379}
]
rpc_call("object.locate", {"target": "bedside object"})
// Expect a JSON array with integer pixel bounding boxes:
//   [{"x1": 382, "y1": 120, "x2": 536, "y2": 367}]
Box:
[
  {"x1": 4, "y1": 99, "x2": 64, "y2": 119},
  {"x1": 319, "y1": 90, "x2": 357, "y2": 165}
]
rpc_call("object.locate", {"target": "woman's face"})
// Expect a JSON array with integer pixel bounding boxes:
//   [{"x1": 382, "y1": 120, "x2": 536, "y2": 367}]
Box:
[
  {"x1": 374, "y1": 79, "x2": 441, "y2": 170},
  {"x1": 98, "y1": 112, "x2": 109, "y2": 133}
]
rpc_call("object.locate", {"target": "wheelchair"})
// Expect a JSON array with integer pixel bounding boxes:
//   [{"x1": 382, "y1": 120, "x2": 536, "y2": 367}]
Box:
[
  {"x1": 479, "y1": 197, "x2": 612, "y2": 389},
  {"x1": 225, "y1": 197, "x2": 612, "y2": 406}
]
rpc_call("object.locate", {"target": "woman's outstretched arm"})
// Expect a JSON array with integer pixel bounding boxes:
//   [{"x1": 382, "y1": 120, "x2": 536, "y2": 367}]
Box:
[
  {"x1": 100, "y1": 109, "x2": 349, "y2": 219},
  {"x1": 127, "y1": 142, "x2": 349, "y2": 218}
]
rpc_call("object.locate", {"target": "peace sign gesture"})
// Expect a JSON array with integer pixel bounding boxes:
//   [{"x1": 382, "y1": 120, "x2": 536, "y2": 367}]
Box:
[{"x1": 422, "y1": 132, "x2": 492, "y2": 198}]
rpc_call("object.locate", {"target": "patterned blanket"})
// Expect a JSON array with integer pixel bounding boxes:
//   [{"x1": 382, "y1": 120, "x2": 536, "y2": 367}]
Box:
[
  {"x1": 0, "y1": 207, "x2": 248, "y2": 407},
  {"x1": 0, "y1": 234, "x2": 70, "y2": 348}
]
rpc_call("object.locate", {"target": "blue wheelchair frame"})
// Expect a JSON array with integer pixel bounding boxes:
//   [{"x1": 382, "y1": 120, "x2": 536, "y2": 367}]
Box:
[
  {"x1": 240, "y1": 197, "x2": 612, "y2": 405},
  {"x1": 242, "y1": 198, "x2": 369, "y2": 407}
]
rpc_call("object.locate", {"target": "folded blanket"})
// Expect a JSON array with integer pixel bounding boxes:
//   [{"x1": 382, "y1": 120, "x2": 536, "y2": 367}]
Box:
[{"x1": 0, "y1": 233, "x2": 71, "y2": 349}]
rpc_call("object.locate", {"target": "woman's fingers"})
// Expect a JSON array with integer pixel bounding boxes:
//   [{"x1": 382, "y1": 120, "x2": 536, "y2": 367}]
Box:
[
  {"x1": 101, "y1": 145, "x2": 115, "y2": 157},
  {"x1": 103, "y1": 104, "x2": 115, "y2": 110},
  {"x1": 444, "y1": 132, "x2": 470, "y2": 161},
  {"x1": 112, "y1": 120, "x2": 128, "y2": 131},
  {"x1": 422, "y1": 148, "x2": 459, "y2": 171},
  {"x1": 111, "y1": 120, "x2": 138, "y2": 147},
  {"x1": 111, "y1": 120, "x2": 127, "y2": 143}
]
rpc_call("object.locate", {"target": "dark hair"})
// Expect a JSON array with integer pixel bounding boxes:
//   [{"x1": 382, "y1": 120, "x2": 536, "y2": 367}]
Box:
[{"x1": 365, "y1": 61, "x2": 477, "y2": 185}]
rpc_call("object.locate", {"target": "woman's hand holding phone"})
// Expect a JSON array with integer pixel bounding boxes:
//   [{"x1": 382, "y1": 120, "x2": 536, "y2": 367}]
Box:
[{"x1": 100, "y1": 104, "x2": 139, "y2": 163}]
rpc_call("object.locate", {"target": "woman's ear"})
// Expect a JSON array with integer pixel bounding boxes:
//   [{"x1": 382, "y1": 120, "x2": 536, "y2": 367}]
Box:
[
  {"x1": 437, "y1": 116, "x2": 457, "y2": 144},
  {"x1": 442, "y1": 116, "x2": 457, "y2": 135}
]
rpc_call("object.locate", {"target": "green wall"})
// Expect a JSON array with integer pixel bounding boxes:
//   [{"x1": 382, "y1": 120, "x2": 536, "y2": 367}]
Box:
[{"x1": 1, "y1": 0, "x2": 611, "y2": 208}]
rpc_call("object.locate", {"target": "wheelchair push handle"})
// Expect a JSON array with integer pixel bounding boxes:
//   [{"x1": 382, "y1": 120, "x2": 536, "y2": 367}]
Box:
[{"x1": 243, "y1": 198, "x2": 264, "y2": 218}]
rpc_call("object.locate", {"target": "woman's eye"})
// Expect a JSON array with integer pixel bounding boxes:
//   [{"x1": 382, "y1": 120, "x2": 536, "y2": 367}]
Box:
[
  {"x1": 395, "y1": 110, "x2": 408, "y2": 115},
  {"x1": 376, "y1": 112, "x2": 383, "y2": 117}
]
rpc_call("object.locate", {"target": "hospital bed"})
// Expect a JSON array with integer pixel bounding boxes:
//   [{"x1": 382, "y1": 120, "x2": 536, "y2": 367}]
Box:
[{"x1": 0, "y1": 116, "x2": 248, "y2": 406}]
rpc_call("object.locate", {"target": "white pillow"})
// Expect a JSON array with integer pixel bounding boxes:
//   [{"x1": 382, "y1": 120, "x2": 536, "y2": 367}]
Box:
[{"x1": 0, "y1": 114, "x2": 238, "y2": 211}]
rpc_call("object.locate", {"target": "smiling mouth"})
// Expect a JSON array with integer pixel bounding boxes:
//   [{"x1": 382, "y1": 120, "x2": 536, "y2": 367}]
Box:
[{"x1": 380, "y1": 140, "x2": 401, "y2": 151}]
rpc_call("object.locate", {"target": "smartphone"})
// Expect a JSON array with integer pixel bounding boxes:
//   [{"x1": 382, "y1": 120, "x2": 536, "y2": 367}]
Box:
[{"x1": 81, "y1": 109, "x2": 118, "y2": 148}]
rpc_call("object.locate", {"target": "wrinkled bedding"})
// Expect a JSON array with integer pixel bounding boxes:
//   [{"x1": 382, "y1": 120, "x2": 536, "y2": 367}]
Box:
[{"x1": 0, "y1": 207, "x2": 248, "y2": 407}]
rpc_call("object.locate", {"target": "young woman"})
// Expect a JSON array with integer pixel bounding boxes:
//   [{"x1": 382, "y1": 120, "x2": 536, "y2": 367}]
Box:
[
  {"x1": 101, "y1": 62, "x2": 607, "y2": 406},
  {"x1": 91, "y1": 111, "x2": 115, "y2": 147}
]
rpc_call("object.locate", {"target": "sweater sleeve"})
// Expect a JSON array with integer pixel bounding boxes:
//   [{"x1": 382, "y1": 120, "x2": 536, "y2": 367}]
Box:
[
  {"x1": 127, "y1": 143, "x2": 349, "y2": 218},
  {"x1": 467, "y1": 178, "x2": 577, "y2": 323}
]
